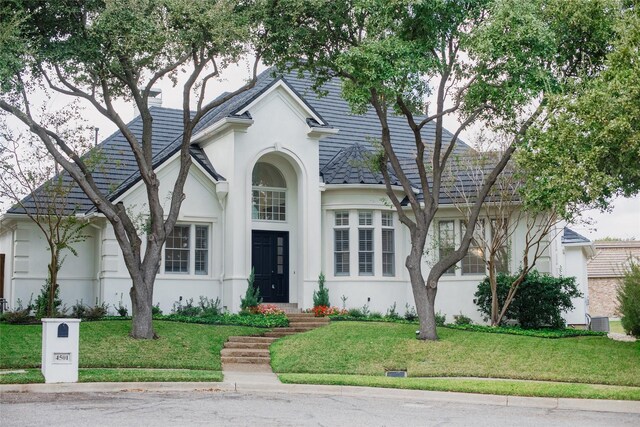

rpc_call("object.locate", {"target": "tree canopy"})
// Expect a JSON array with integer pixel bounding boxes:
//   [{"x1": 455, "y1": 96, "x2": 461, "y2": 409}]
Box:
[
  {"x1": 260, "y1": 0, "x2": 630, "y2": 339},
  {"x1": 0, "y1": 0, "x2": 265, "y2": 338}
]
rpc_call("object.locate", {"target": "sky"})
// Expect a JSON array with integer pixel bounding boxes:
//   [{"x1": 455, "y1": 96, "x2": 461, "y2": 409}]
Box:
[{"x1": 2, "y1": 59, "x2": 639, "y2": 241}]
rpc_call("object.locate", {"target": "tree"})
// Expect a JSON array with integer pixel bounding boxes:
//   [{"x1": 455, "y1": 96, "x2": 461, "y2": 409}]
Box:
[
  {"x1": 0, "y1": 119, "x2": 91, "y2": 317},
  {"x1": 516, "y1": 3, "x2": 640, "y2": 219},
  {"x1": 0, "y1": 0, "x2": 267, "y2": 338},
  {"x1": 443, "y1": 149, "x2": 564, "y2": 326},
  {"x1": 260, "y1": 0, "x2": 621, "y2": 339}
]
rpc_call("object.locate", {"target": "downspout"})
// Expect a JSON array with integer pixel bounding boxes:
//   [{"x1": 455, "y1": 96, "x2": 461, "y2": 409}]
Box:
[{"x1": 215, "y1": 181, "x2": 229, "y2": 311}]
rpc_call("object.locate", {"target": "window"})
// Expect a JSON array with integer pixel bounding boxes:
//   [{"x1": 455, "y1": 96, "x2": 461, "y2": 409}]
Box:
[
  {"x1": 382, "y1": 212, "x2": 395, "y2": 276},
  {"x1": 359, "y1": 211, "x2": 374, "y2": 275},
  {"x1": 461, "y1": 220, "x2": 485, "y2": 275},
  {"x1": 252, "y1": 162, "x2": 286, "y2": 221},
  {"x1": 165, "y1": 225, "x2": 190, "y2": 273},
  {"x1": 490, "y1": 219, "x2": 509, "y2": 274},
  {"x1": 195, "y1": 225, "x2": 208, "y2": 275},
  {"x1": 438, "y1": 221, "x2": 456, "y2": 275},
  {"x1": 165, "y1": 224, "x2": 209, "y2": 274},
  {"x1": 334, "y1": 211, "x2": 350, "y2": 275}
]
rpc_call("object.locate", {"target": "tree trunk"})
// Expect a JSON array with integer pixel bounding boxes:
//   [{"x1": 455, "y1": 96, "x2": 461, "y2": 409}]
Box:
[
  {"x1": 406, "y1": 241, "x2": 438, "y2": 341},
  {"x1": 489, "y1": 262, "x2": 499, "y2": 326},
  {"x1": 129, "y1": 276, "x2": 155, "y2": 339},
  {"x1": 416, "y1": 285, "x2": 438, "y2": 340},
  {"x1": 48, "y1": 251, "x2": 58, "y2": 318}
]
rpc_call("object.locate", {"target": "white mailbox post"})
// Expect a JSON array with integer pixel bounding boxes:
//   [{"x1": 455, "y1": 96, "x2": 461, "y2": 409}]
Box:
[{"x1": 41, "y1": 318, "x2": 81, "y2": 383}]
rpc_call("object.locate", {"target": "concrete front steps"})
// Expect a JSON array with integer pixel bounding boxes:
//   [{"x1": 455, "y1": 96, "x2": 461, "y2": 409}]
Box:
[
  {"x1": 221, "y1": 312, "x2": 330, "y2": 365},
  {"x1": 221, "y1": 336, "x2": 277, "y2": 365}
]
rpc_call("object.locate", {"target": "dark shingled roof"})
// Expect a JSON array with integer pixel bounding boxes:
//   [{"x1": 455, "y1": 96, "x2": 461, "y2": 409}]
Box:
[
  {"x1": 8, "y1": 107, "x2": 223, "y2": 216},
  {"x1": 8, "y1": 67, "x2": 474, "y2": 216},
  {"x1": 562, "y1": 227, "x2": 592, "y2": 245},
  {"x1": 320, "y1": 144, "x2": 401, "y2": 185}
]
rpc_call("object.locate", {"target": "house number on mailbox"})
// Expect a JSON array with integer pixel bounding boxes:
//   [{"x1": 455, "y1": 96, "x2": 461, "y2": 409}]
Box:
[{"x1": 53, "y1": 353, "x2": 72, "y2": 364}]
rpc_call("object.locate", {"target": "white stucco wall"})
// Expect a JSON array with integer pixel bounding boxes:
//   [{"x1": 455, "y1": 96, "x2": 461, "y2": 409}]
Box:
[
  {"x1": 562, "y1": 245, "x2": 590, "y2": 325},
  {"x1": 201, "y1": 82, "x2": 324, "y2": 312},
  {"x1": 0, "y1": 219, "x2": 98, "y2": 310},
  {"x1": 98, "y1": 156, "x2": 225, "y2": 314}
]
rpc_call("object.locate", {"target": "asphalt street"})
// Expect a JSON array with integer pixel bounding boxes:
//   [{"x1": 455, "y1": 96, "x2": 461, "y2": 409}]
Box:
[{"x1": 2, "y1": 390, "x2": 639, "y2": 427}]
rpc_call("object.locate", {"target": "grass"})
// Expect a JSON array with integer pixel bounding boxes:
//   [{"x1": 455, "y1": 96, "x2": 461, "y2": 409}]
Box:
[
  {"x1": 270, "y1": 322, "x2": 640, "y2": 387},
  {"x1": 278, "y1": 374, "x2": 640, "y2": 401},
  {"x1": 0, "y1": 368, "x2": 222, "y2": 384},
  {"x1": 0, "y1": 320, "x2": 264, "y2": 383}
]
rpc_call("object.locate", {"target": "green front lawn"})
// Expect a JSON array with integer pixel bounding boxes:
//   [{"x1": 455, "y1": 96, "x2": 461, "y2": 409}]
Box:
[
  {"x1": 271, "y1": 322, "x2": 640, "y2": 387},
  {"x1": 279, "y1": 374, "x2": 640, "y2": 401},
  {"x1": 0, "y1": 320, "x2": 263, "y2": 383}
]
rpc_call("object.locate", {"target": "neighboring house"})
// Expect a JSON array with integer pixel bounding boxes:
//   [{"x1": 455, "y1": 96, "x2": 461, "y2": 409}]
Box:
[
  {"x1": 587, "y1": 241, "x2": 640, "y2": 317},
  {"x1": 0, "y1": 68, "x2": 593, "y2": 324}
]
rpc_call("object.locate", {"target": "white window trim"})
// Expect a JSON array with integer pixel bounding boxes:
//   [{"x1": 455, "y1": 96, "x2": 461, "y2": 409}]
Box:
[
  {"x1": 334, "y1": 211, "x2": 350, "y2": 276},
  {"x1": 162, "y1": 223, "x2": 211, "y2": 276},
  {"x1": 329, "y1": 209, "x2": 398, "y2": 279}
]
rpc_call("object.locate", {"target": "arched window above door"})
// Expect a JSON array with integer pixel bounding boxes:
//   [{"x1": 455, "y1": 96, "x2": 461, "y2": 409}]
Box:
[{"x1": 252, "y1": 162, "x2": 286, "y2": 221}]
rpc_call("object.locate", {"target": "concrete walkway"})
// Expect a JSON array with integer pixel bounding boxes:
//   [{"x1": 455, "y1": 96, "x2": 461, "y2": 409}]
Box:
[{"x1": 222, "y1": 363, "x2": 281, "y2": 390}]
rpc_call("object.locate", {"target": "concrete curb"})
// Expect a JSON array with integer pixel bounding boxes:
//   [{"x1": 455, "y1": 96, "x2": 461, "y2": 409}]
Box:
[{"x1": 2, "y1": 381, "x2": 639, "y2": 414}]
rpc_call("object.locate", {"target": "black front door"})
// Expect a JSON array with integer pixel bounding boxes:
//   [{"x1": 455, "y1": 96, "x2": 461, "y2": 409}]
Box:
[{"x1": 251, "y1": 230, "x2": 289, "y2": 303}]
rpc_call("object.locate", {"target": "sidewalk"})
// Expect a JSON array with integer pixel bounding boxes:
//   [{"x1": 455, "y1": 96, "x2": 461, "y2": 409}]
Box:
[{"x1": 2, "y1": 371, "x2": 639, "y2": 415}]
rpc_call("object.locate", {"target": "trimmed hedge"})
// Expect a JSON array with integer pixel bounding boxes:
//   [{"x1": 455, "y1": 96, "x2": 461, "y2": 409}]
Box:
[
  {"x1": 156, "y1": 313, "x2": 288, "y2": 328},
  {"x1": 445, "y1": 323, "x2": 606, "y2": 338}
]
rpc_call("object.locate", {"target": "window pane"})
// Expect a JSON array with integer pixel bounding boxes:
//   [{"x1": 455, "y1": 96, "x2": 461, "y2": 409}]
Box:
[
  {"x1": 165, "y1": 225, "x2": 190, "y2": 273},
  {"x1": 438, "y1": 221, "x2": 455, "y2": 275},
  {"x1": 334, "y1": 229, "x2": 349, "y2": 275},
  {"x1": 252, "y1": 189, "x2": 286, "y2": 221},
  {"x1": 252, "y1": 162, "x2": 286, "y2": 188},
  {"x1": 359, "y1": 211, "x2": 372, "y2": 226},
  {"x1": 335, "y1": 211, "x2": 349, "y2": 226},
  {"x1": 195, "y1": 225, "x2": 208, "y2": 275},
  {"x1": 461, "y1": 221, "x2": 485, "y2": 275},
  {"x1": 382, "y1": 229, "x2": 395, "y2": 276},
  {"x1": 359, "y1": 228, "x2": 373, "y2": 274},
  {"x1": 382, "y1": 212, "x2": 393, "y2": 227}
]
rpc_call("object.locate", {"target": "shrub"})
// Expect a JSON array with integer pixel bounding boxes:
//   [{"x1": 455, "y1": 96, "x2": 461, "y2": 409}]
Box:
[
  {"x1": 199, "y1": 296, "x2": 221, "y2": 317},
  {"x1": 34, "y1": 281, "x2": 64, "y2": 318},
  {"x1": 116, "y1": 300, "x2": 128, "y2": 317},
  {"x1": 618, "y1": 261, "x2": 640, "y2": 336},
  {"x1": 404, "y1": 304, "x2": 418, "y2": 321},
  {"x1": 313, "y1": 273, "x2": 330, "y2": 308},
  {"x1": 454, "y1": 313, "x2": 473, "y2": 325},
  {"x1": 172, "y1": 298, "x2": 200, "y2": 317},
  {"x1": 83, "y1": 302, "x2": 109, "y2": 321},
  {"x1": 347, "y1": 307, "x2": 365, "y2": 318},
  {"x1": 152, "y1": 303, "x2": 163, "y2": 316},
  {"x1": 160, "y1": 312, "x2": 288, "y2": 328},
  {"x1": 475, "y1": 270, "x2": 581, "y2": 329},
  {"x1": 240, "y1": 268, "x2": 262, "y2": 312},
  {"x1": 1, "y1": 298, "x2": 34, "y2": 324},
  {"x1": 369, "y1": 311, "x2": 383, "y2": 319},
  {"x1": 435, "y1": 311, "x2": 446, "y2": 326},
  {"x1": 386, "y1": 302, "x2": 400, "y2": 320},
  {"x1": 71, "y1": 300, "x2": 87, "y2": 319}
]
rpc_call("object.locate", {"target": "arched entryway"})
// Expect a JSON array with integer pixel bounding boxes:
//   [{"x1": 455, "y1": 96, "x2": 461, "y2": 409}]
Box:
[{"x1": 250, "y1": 155, "x2": 300, "y2": 303}]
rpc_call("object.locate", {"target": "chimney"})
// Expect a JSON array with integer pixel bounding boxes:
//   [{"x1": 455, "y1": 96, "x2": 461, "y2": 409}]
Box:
[{"x1": 133, "y1": 87, "x2": 162, "y2": 117}]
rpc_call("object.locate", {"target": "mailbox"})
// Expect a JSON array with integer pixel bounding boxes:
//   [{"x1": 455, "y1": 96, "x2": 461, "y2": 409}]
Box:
[{"x1": 41, "y1": 318, "x2": 81, "y2": 383}]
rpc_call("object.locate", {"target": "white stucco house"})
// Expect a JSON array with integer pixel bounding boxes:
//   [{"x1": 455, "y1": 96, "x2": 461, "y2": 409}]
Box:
[{"x1": 0, "y1": 69, "x2": 594, "y2": 324}]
